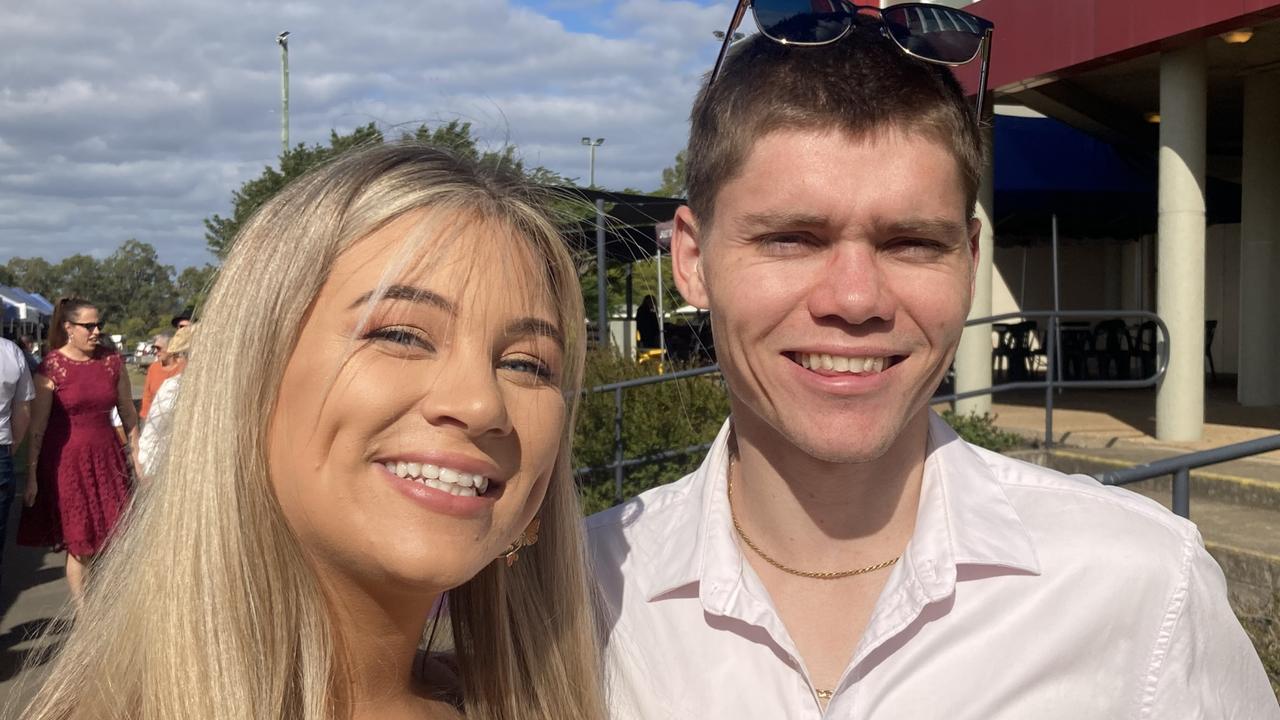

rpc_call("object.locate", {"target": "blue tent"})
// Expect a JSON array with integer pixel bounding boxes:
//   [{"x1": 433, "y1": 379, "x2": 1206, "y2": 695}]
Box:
[{"x1": 0, "y1": 286, "x2": 54, "y2": 321}]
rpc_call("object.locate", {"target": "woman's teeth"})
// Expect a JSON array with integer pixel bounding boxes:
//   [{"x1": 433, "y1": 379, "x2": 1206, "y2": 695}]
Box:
[
  {"x1": 796, "y1": 352, "x2": 888, "y2": 374},
  {"x1": 384, "y1": 461, "x2": 490, "y2": 497}
]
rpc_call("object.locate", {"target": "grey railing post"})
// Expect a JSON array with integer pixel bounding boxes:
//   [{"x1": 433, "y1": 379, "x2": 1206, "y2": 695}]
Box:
[
  {"x1": 1045, "y1": 315, "x2": 1056, "y2": 448},
  {"x1": 613, "y1": 386, "x2": 625, "y2": 502},
  {"x1": 1172, "y1": 468, "x2": 1190, "y2": 519}
]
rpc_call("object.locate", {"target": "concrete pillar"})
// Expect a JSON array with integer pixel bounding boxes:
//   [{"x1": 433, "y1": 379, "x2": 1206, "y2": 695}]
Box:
[
  {"x1": 955, "y1": 128, "x2": 995, "y2": 416},
  {"x1": 1155, "y1": 43, "x2": 1206, "y2": 441},
  {"x1": 1237, "y1": 70, "x2": 1280, "y2": 406}
]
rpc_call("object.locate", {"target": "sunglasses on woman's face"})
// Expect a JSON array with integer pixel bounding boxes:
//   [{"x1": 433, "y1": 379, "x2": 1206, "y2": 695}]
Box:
[
  {"x1": 69, "y1": 321, "x2": 104, "y2": 332},
  {"x1": 710, "y1": 1, "x2": 995, "y2": 120}
]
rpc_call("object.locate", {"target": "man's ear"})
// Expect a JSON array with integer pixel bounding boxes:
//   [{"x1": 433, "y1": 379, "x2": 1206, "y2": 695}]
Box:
[
  {"x1": 967, "y1": 216, "x2": 982, "y2": 295},
  {"x1": 670, "y1": 205, "x2": 710, "y2": 309}
]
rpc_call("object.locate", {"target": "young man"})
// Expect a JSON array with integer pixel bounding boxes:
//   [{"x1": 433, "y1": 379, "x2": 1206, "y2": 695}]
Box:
[{"x1": 588, "y1": 23, "x2": 1277, "y2": 720}]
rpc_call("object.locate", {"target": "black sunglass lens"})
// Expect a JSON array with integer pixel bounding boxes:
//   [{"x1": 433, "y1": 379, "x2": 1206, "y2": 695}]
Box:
[
  {"x1": 755, "y1": 0, "x2": 850, "y2": 44},
  {"x1": 882, "y1": 5, "x2": 982, "y2": 64}
]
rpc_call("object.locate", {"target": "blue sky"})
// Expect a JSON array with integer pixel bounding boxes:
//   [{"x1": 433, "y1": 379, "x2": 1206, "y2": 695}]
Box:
[{"x1": 0, "y1": 0, "x2": 737, "y2": 270}]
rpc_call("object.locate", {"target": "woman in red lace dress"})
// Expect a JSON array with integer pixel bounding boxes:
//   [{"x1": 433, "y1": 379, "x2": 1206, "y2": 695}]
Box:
[{"x1": 20, "y1": 297, "x2": 138, "y2": 604}]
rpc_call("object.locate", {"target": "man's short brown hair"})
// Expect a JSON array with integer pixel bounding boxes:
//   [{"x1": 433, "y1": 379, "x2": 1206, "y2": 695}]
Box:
[{"x1": 685, "y1": 28, "x2": 985, "y2": 228}]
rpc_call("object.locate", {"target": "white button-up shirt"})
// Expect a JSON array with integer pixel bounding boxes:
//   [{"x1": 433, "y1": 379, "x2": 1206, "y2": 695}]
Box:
[
  {"x1": 0, "y1": 338, "x2": 34, "y2": 446},
  {"x1": 588, "y1": 412, "x2": 1278, "y2": 719}
]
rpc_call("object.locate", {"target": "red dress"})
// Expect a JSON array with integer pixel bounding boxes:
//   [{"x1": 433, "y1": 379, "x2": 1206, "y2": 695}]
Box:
[{"x1": 19, "y1": 348, "x2": 132, "y2": 556}]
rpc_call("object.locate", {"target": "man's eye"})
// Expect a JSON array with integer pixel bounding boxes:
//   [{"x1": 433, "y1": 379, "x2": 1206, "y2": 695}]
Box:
[
  {"x1": 893, "y1": 238, "x2": 947, "y2": 255},
  {"x1": 758, "y1": 233, "x2": 815, "y2": 251},
  {"x1": 365, "y1": 326, "x2": 433, "y2": 351}
]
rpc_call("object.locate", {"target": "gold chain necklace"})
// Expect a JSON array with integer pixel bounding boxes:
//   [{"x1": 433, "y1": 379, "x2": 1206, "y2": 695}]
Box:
[{"x1": 726, "y1": 458, "x2": 901, "y2": 581}]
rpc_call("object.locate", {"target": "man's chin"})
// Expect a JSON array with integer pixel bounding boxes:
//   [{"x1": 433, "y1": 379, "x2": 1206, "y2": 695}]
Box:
[
  {"x1": 760, "y1": 407, "x2": 927, "y2": 467},
  {"x1": 789, "y1": 433, "x2": 899, "y2": 466}
]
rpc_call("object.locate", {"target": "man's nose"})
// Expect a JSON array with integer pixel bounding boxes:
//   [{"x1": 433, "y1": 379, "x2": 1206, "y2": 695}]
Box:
[{"x1": 804, "y1": 244, "x2": 895, "y2": 326}]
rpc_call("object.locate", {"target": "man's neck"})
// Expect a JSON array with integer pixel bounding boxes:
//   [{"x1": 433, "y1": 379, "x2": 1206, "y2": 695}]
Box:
[{"x1": 729, "y1": 409, "x2": 930, "y2": 570}]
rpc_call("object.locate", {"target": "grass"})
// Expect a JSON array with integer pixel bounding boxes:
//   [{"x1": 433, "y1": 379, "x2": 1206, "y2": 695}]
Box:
[
  {"x1": 1239, "y1": 594, "x2": 1280, "y2": 698},
  {"x1": 125, "y1": 363, "x2": 147, "y2": 396}
]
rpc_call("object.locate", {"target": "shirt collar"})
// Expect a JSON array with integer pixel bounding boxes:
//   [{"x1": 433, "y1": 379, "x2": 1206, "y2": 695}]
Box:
[
  {"x1": 902, "y1": 412, "x2": 1042, "y2": 604},
  {"x1": 637, "y1": 411, "x2": 1042, "y2": 605},
  {"x1": 635, "y1": 418, "x2": 735, "y2": 603}
]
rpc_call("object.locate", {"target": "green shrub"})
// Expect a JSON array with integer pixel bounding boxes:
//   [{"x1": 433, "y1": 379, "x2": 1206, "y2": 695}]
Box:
[
  {"x1": 574, "y1": 351, "x2": 729, "y2": 515},
  {"x1": 940, "y1": 410, "x2": 1028, "y2": 453}
]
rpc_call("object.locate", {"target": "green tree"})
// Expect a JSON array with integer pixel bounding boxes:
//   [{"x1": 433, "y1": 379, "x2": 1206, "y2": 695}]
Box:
[
  {"x1": 206, "y1": 120, "x2": 583, "y2": 260},
  {"x1": 175, "y1": 264, "x2": 218, "y2": 316},
  {"x1": 653, "y1": 149, "x2": 687, "y2": 198},
  {"x1": 5, "y1": 257, "x2": 58, "y2": 298},
  {"x1": 204, "y1": 123, "x2": 385, "y2": 259},
  {"x1": 54, "y1": 254, "x2": 107, "y2": 301},
  {"x1": 99, "y1": 240, "x2": 176, "y2": 328}
]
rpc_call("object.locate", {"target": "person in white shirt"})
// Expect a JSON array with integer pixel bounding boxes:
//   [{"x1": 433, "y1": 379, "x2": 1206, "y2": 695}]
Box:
[
  {"x1": 587, "y1": 12, "x2": 1278, "y2": 719},
  {"x1": 136, "y1": 324, "x2": 194, "y2": 480},
  {"x1": 0, "y1": 336, "x2": 34, "y2": 587}
]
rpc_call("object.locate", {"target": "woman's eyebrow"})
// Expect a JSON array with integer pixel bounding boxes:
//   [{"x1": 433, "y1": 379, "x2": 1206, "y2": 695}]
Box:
[
  {"x1": 348, "y1": 284, "x2": 455, "y2": 313},
  {"x1": 506, "y1": 317, "x2": 564, "y2": 350}
]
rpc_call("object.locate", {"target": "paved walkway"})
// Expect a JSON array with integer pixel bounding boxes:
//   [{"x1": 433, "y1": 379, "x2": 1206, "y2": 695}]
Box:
[
  {"x1": 0, "y1": 518, "x2": 68, "y2": 712},
  {"x1": 984, "y1": 382, "x2": 1280, "y2": 460}
]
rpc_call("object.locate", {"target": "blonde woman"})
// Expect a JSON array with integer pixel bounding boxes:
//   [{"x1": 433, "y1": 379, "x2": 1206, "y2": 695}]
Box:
[{"x1": 20, "y1": 144, "x2": 605, "y2": 720}]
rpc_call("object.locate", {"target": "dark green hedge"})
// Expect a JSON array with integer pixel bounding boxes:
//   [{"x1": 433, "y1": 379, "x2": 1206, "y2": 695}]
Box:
[{"x1": 573, "y1": 352, "x2": 729, "y2": 515}]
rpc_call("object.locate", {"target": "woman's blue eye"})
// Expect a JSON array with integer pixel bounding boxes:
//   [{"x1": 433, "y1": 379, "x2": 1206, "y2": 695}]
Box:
[
  {"x1": 502, "y1": 357, "x2": 555, "y2": 382},
  {"x1": 366, "y1": 326, "x2": 433, "y2": 350}
]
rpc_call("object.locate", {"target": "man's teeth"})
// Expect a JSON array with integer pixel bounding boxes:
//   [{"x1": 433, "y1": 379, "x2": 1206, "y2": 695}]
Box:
[
  {"x1": 797, "y1": 353, "x2": 888, "y2": 374},
  {"x1": 384, "y1": 461, "x2": 490, "y2": 497}
]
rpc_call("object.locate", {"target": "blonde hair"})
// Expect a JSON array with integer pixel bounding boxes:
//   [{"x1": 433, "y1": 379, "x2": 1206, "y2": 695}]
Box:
[
  {"x1": 20, "y1": 144, "x2": 604, "y2": 720},
  {"x1": 166, "y1": 325, "x2": 195, "y2": 356}
]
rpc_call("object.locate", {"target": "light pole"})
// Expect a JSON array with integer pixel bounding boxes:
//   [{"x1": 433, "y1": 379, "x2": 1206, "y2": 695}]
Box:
[
  {"x1": 277, "y1": 31, "x2": 290, "y2": 158},
  {"x1": 581, "y1": 137, "x2": 604, "y2": 188}
]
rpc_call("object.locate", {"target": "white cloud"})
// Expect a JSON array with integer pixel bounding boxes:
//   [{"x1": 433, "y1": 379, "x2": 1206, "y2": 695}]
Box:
[{"x1": 0, "y1": 0, "x2": 735, "y2": 270}]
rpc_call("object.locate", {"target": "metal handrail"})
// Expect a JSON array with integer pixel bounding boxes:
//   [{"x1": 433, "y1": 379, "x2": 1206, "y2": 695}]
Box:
[
  {"x1": 578, "y1": 309, "x2": 1173, "y2": 502},
  {"x1": 935, "y1": 310, "x2": 1170, "y2": 447},
  {"x1": 1095, "y1": 434, "x2": 1280, "y2": 518}
]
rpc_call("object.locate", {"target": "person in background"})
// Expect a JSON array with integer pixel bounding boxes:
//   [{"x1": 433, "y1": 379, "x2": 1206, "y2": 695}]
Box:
[
  {"x1": 635, "y1": 295, "x2": 660, "y2": 350},
  {"x1": 136, "y1": 325, "x2": 194, "y2": 480},
  {"x1": 18, "y1": 297, "x2": 137, "y2": 606},
  {"x1": 18, "y1": 335, "x2": 40, "y2": 375},
  {"x1": 0, "y1": 336, "x2": 34, "y2": 590},
  {"x1": 139, "y1": 332, "x2": 181, "y2": 420},
  {"x1": 171, "y1": 311, "x2": 192, "y2": 330}
]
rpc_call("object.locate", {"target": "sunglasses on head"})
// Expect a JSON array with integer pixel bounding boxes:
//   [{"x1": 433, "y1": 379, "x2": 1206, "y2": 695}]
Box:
[
  {"x1": 710, "y1": 1, "x2": 995, "y2": 120},
  {"x1": 69, "y1": 321, "x2": 104, "y2": 332}
]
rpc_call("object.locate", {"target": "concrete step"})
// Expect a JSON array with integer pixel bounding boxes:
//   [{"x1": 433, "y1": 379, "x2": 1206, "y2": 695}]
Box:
[{"x1": 1014, "y1": 446, "x2": 1280, "y2": 512}]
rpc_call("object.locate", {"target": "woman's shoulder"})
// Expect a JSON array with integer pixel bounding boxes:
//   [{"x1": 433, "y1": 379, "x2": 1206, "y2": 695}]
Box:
[
  {"x1": 93, "y1": 348, "x2": 123, "y2": 375},
  {"x1": 37, "y1": 351, "x2": 65, "y2": 382}
]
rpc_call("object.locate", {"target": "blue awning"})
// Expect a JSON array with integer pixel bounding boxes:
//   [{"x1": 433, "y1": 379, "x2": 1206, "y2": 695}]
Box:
[{"x1": 993, "y1": 114, "x2": 1240, "y2": 242}]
